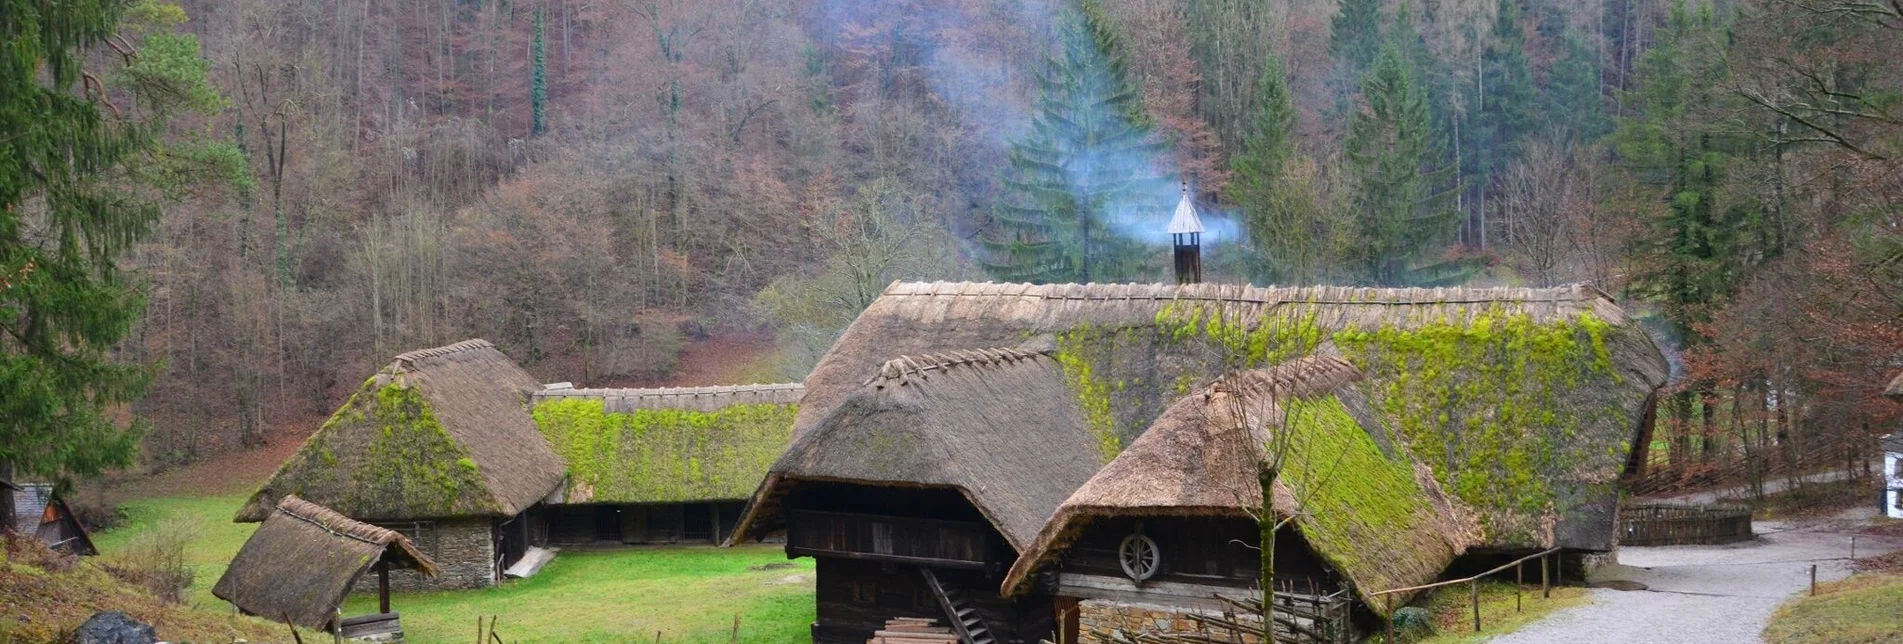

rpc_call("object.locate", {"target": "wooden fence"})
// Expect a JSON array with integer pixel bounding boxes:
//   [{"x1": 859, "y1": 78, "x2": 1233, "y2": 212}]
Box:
[
  {"x1": 1087, "y1": 584, "x2": 1355, "y2": 644},
  {"x1": 1619, "y1": 504, "x2": 1753, "y2": 546}
]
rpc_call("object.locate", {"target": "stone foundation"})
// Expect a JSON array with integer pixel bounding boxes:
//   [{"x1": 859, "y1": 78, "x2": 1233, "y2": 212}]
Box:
[
  {"x1": 1076, "y1": 599, "x2": 1263, "y2": 644},
  {"x1": 352, "y1": 517, "x2": 496, "y2": 593}
]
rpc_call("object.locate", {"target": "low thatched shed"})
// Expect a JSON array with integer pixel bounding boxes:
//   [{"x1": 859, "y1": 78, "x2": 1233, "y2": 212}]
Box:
[
  {"x1": 1001, "y1": 354, "x2": 1472, "y2": 611},
  {"x1": 7, "y1": 483, "x2": 96, "y2": 556},
  {"x1": 236, "y1": 339, "x2": 567, "y2": 590},
  {"x1": 530, "y1": 383, "x2": 802, "y2": 544},
  {"x1": 214, "y1": 495, "x2": 438, "y2": 631}
]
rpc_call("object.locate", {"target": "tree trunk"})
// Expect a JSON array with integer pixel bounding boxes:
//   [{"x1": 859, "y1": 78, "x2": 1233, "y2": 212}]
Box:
[{"x1": 1259, "y1": 461, "x2": 1278, "y2": 644}]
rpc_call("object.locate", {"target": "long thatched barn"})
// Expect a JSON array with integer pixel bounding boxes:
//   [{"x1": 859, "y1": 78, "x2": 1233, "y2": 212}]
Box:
[
  {"x1": 530, "y1": 383, "x2": 801, "y2": 545},
  {"x1": 236, "y1": 339, "x2": 568, "y2": 591},
  {"x1": 732, "y1": 281, "x2": 1669, "y2": 643}
]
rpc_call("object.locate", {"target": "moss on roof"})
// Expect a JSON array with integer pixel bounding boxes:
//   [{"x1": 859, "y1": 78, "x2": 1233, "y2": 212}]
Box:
[
  {"x1": 1279, "y1": 394, "x2": 1445, "y2": 595},
  {"x1": 532, "y1": 398, "x2": 798, "y2": 503}
]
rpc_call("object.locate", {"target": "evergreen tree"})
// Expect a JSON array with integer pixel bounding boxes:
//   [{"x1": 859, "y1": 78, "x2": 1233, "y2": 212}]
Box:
[
  {"x1": 983, "y1": 0, "x2": 1171, "y2": 283},
  {"x1": 1540, "y1": 28, "x2": 1611, "y2": 143},
  {"x1": 1463, "y1": 0, "x2": 1535, "y2": 246},
  {"x1": 1229, "y1": 56, "x2": 1312, "y2": 284},
  {"x1": 2, "y1": 0, "x2": 231, "y2": 486},
  {"x1": 532, "y1": 6, "x2": 548, "y2": 136},
  {"x1": 1330, "y1": 0, "x2": 1384, "y2": 76},
  {"x1": 1344, "y1": 44, "x2": 1457, "y2": 285}
]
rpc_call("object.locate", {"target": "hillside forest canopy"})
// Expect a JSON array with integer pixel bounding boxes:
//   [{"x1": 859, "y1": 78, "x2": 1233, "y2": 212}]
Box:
[{"x1": 3, "y1": 0, "x2": 1899, "y2": 484}]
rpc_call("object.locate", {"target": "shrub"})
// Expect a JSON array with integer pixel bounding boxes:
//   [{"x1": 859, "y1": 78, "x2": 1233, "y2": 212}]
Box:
[{"x1": 100, "y1": 517, "x2": 196, "y2": 603}]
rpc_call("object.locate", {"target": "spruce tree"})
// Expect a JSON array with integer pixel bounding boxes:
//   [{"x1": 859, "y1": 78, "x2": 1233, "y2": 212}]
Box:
[
  {"x1": 1464, "y1": 0, "x2": 1535, "y2": 243},
  {"x1": 1344, "y1": 45, "x2": 1457, "y2": 285},
  {"x1": 1330, "y1": 0, "x2": 1384, "y2": 76},
  {"x1": 1229, "y1": 56, "x2": 1309, "y2": 284},
  {"x1": 983, "y1": 0, "x2": 1171, "y2": 283},
  {"x1": 2, "y1": 0, "x2": 229, "y2": 485},
  {"x1": 1540, "y1": 28, "x2": 1611, "y2": 143},
  {"x1": 531, "y1": 6, "x2": 548, "y2": 136}
]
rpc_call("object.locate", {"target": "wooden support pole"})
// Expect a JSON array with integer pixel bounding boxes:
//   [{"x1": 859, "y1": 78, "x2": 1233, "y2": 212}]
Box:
[
  {"x1": 1541, "y1": 554, "x2": 1550, "y2": 599},
  {"x1": 1810, "y1": 564, "x2": 1818, "y2": 596},
  {"x1": 1385, "y1": 594, "x2": 1394, "y2": 644},
  {"x1": 1471, "y1": 579, "x2": 1481, "y2": 632},
  {"x1": 378, "y1": 558, "x2": 391, "y2": 614},
  {"x1": 1516, "y1": 560, "x2": 1523, "y2": 613}
]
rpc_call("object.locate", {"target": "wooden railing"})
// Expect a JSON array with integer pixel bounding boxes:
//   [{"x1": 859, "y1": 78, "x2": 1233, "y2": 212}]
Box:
[
  {"x1": 786, "y1": 509, "x2": 999, "y2": 569},
  {"x1": 1620, "y1": 504, "x2": 1753, "y2": 546},
  {"x1": 1366, "y1": 547, "x2": 1563, "y2": 643}
]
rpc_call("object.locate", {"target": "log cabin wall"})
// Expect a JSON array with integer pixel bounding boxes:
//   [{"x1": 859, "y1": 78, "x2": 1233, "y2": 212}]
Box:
[
  {"x1": 542, "y1": 501, "x2": 747, "y2": 546},
  {"x1": 1058, "y1": 516, "x2": 1336, "y2": 595}
]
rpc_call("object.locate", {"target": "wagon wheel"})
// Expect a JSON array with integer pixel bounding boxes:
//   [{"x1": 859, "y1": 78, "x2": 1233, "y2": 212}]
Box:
[{"x1": 1119, "y1": 532, "x2": 1160, "y2": 582}]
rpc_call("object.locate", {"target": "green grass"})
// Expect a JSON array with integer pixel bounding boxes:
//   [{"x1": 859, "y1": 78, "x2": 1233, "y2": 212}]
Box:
[
  {"x1": 91, "y1": 494, "x2": 815, "y2": 643},
  {"x1": 345, "y1": 546, "x2": 813, "y2": 643},
  {"x1": 1406, "y1": 580, "x2": 1591, "y2": 644},
  {"x1": 90, "y1": 493, "x2": 259, "y2": 610},
  {"x1": 1764, "y1": 572, "x2": 1903, "y2": 643}
]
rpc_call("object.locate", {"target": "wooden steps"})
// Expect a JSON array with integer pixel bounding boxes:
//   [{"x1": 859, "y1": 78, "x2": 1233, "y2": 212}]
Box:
[{"x1": 869, "y1": 617, "x2": 959, "y2": 643}]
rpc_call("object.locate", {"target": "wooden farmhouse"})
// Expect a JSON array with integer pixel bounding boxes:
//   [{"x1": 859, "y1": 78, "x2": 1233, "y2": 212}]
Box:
[
  {"x1": 530, "y1": 383, "x2": 801, "y2": 545},
  {"x1": 236, "y1": 340, "x2": 570, "y2": 591},
  {"x1": 731, "y1": 281, "x2": 1670, "y2": 643}
]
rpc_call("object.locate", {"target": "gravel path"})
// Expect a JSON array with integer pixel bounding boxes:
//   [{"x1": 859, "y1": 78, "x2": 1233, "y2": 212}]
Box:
[{"x1": 1490, "y1": 508, "x2": 1903, "y2": 644}]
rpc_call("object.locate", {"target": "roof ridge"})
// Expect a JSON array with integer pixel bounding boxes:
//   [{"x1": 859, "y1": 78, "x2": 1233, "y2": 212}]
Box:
[
  {"x1": 880, "y1": 281, "x2": 1604, "y2": 306},
  {"x1": 535, "y1": 382, "x2": 803, "y2": 397},
  {"x1": 869, "y1": 347, "x2": 1051, "y2": 385},
  {"x1": 1213, "y1": 354, "x2": 1363, "y2": 401},
  {"x1": 275, "y1": 495, "x2": 401, "y2": 547},
  {"x1": 391, "y1": 339, "x2": 496, "y2": 367}
]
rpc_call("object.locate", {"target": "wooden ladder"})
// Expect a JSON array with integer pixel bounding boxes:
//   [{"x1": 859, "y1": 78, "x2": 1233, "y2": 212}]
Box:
[{"x1": 920, "y1": 568, "x2": 998, "y2": 644}]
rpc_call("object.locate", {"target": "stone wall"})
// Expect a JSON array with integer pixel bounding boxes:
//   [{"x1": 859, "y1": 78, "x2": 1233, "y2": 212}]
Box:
[
  {"x1": 352, "y1": 517, "x2": 496, "y2": 594},
  {"x1": 1076, "y1": 600, "x2": 1262, "y2": 644}
]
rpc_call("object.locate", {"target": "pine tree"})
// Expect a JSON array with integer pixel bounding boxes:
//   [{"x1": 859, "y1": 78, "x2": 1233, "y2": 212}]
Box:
[
  {"x1": 531, "y1": 6, "x2": 548, "y2": 136},
  {"x1": 1344, "y1": 44, "x2": 1457, "y2": 285},
  {"x1": 1229, "y1": 56, "x2": 1310, "y2": 284},
  {"x1": 1330, "y1": 0, "x2": 1384, "y2": 76},
  {"x1": 982, "y1": 0, "x2": 1172, "y2": 283},
  {"x1": 1540, "y1": 28, "x2": 1611, "y2": 143},
  {"x1": 2, "y1": 0, "x2": 230, "y2": 486}
]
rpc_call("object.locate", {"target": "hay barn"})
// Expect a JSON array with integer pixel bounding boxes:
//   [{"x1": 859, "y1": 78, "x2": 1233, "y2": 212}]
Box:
[
  {"x1": 530, "y1": 383, "x2": 801, "y2": 545},
  {"x1": 235, "y1": 339, "x2": 568, "y2": 591},
  {"x1": 214, "y1": 495, "x2": 438, "y2": 636},
  {"x1": 732, "y1": 281, "x2": 1669, "y2": 643}
]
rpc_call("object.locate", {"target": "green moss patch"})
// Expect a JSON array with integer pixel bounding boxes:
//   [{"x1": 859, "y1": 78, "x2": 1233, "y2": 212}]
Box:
[
  {"x1": 1281, "y1": 394, "x2": 1445, "y2": 594},
  {"x1": 533, "y1": 399, "x2": 797, "y2": 503}
]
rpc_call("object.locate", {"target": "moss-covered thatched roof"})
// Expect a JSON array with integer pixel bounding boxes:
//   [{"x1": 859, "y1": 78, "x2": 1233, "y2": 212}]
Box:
[
  {"x1": 769, "y1": 282, "x2": 1669, "y2": 552},
  {"x1": 530, "y1": 384, "x2": 802, "y2": 504},
  {"x1": 214, "y1": 496, "x2": 437, "y2": 630},
  {"x1": 732, "y1": 348, "x2": 1105, "y2": 551},
  {"x1": 236, "y1": 340, "x2": 568, "y2": 522},
  {"x1": 1002, "y1": 354, "x2": 1472, "y2": 606}
]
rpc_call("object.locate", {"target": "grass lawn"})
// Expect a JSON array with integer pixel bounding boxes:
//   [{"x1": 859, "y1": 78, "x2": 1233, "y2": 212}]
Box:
[
  {"x1": 1763, "y1": 572, "x2": 1903, "y2": 643},
  {"x1": 91, "y1": 494, "x2": 816, "y2": 643},
  {"x1": 1407, "y1": 580, "x2": 1591, "y2": 644}
]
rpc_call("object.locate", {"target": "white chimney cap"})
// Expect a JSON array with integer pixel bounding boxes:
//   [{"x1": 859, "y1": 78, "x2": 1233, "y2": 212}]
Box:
[{"x1": 1167, "y1": 188, "x2": 1204, "y2": 235}]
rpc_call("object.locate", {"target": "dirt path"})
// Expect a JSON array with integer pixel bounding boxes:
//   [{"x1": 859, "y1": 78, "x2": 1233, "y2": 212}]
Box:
[{"x1": 1491, "y1": 508, "x2": 1903, "y2": 644}]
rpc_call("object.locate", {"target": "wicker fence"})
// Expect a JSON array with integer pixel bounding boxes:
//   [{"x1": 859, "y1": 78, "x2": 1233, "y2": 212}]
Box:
[{"x1": 1619, "y1": 504, "x2": 1754, "y2": 546}]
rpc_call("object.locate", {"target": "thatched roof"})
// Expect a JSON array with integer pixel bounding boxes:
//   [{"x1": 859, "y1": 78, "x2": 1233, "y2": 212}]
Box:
[
  {"x1": 778, "y1": 282, "x2": 1668, "y2": 551},
  {"x1": 1001, "y1": 354, "x2": 1471, "y2": 605},
  {"x1": 236, "y1": 339, "x2": 568, "y2": 522},
  {"x1": 1886, "y1": 372, "x2": 1903, "y2": 399},
  {"x1": 214, "y1": 496, "x2": 438, "y2": 630},
  {"x1": 531, "y1": 383, "x2": 803, "y2": 504},
  {"x1": 731, "y1": 348, "x2": 1104, "y2": 551}
]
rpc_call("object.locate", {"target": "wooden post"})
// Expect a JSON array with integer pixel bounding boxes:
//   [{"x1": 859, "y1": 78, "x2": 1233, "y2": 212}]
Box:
[
  {"x1": 1851, "y1": 536, "x2": 1857, "y2": 560},
  {"x1": 1541, "y1": 553, "x2": 1550, "y2": 599},
  {"x1": 1516, "y1": 560, "x2": 1523, "y2": 613},
  {"x1": 1385, "y1": 594, "x2": 1394, "y2": 644},
  {"x1": 1471, "y1": 579, "x2": 1481, "y2": 632},
  {"x1": 378, "y1": 558, "x2": 391, "y2": 614},
  {"x1": 1810, "y1": 564, "x2": 1818, "y2": 596},
  {"x1": 711, "y1": 503, "x2": 722, "y2": 544}
]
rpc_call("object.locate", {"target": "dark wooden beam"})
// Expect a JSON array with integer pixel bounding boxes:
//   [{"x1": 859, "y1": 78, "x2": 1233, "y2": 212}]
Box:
[
  {"x1": 787, "y1": 546, "x2": 993, "y2": 570},
  {"x1": 377, "y1": 559, "x2": 391, "y2": 614}
]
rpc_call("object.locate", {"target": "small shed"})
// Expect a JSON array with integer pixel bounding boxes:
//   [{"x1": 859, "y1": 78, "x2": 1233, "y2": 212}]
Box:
[
  {"x1": 213, "y1": 495, "x2": 439, "y2": 637},
  {"x1": 1883, "y1": 372, "x2": 1903, "y2": 519},
  {"x1": 8, "y1": 483, "x2": 98, "y2": 556}
]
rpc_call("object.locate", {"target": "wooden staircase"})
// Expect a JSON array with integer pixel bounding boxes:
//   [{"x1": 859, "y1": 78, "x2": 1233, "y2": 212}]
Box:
[{"x1": 920, "y1": 568, "x2": 998, "y2": 644}]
